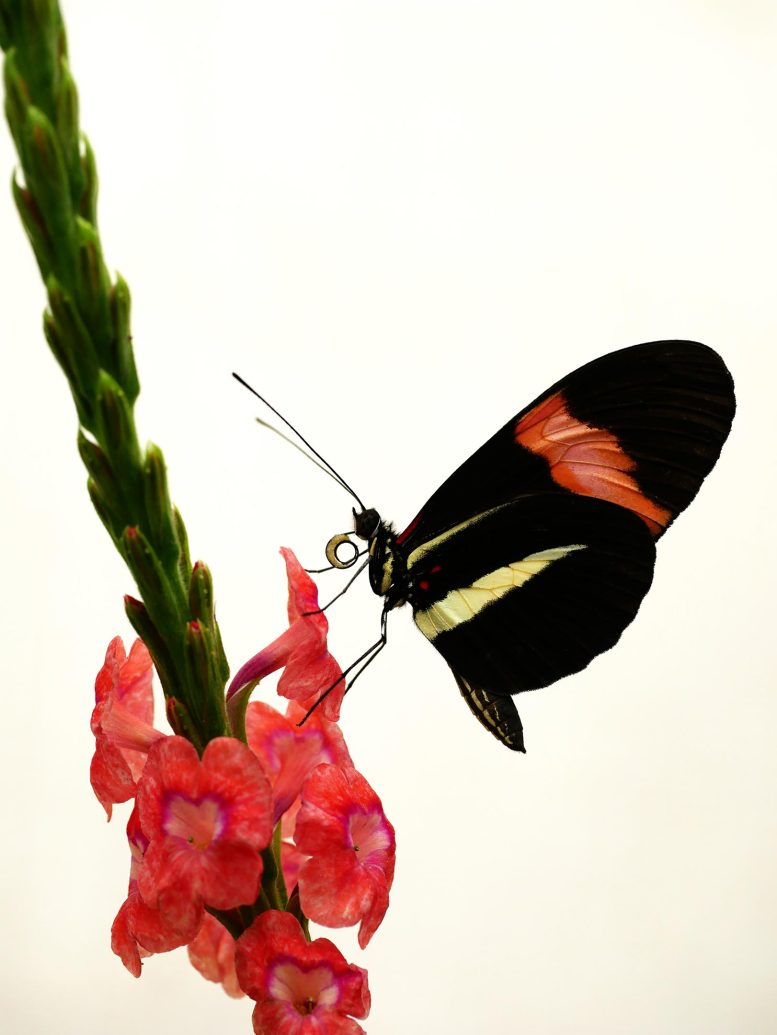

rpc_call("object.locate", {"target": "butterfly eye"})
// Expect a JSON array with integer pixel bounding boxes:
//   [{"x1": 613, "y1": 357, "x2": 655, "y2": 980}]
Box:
[
  {"x1": 325, "y1": 533, "x2": 360, "y2": 569},
  {"x1": 353, "y1": 507, "x2": 381, "y2": 541}
]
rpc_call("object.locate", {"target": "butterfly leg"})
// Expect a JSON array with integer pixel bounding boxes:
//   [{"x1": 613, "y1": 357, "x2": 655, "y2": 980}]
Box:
[
  {"x1": 296, "y1": 607, "x2": 389, "y2": 727},
  {"x1": 341, "y1": 606, "x2": 389, "y2": 699},
  {"x1": 303, "y1": 556, "x2": 370, "y2": 614}
]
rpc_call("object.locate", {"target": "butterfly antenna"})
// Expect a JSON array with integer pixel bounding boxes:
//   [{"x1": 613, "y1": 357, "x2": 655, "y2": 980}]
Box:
[
  {"x1": 232, "y1": 372, "x2": 366, "y2": 510},
  {"x1": 254, "y1": 416, "x2": 352, "y2": 493}
]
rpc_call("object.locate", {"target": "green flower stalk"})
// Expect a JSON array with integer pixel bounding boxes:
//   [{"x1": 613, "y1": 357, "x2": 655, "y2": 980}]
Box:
[
  {"x1": 3, "y1": 6, "x2": 396, "y2": 1021},
  {"x1": 0, "y1": 0, "x2": 229, "y2": 746}
]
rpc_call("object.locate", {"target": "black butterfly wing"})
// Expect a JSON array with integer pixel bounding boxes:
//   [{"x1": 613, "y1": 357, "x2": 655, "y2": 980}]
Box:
[
  {"x1": 395, "y1": 340, "x2": 735, "y2": 553},
  {"x1": 405, "y1": 493, "x2": 657, "y2": 750}
]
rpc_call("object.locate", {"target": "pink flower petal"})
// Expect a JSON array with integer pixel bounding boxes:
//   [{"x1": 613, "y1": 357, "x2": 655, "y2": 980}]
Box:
[
  {"x1": 295, "y1": 765, "x2": 395, "y2": 947},
  {"x1": 228, "y1": 548, "x2": 346, "y2": 722},
  {"x1": 90, "y1": 637, "x2": 161, "y2": 819},
  {"x1": 246, "y1": 701, "x2": 353, "y2": 824},
  {"x1": 236, "y1": 911, "x2": 370, "y2": 1034},
  {"x1": 90, "y1": 739, "x2": 138, "y2": 818},
  {"x1": 111, "y1": 807, "x2": 195, "y2": 975},
  {"x1": 187, "y1": 914, "x2": 243, "y2": 999},
  {"x1": 136, "y1": 737, "x2": 272, "y2": 922}
]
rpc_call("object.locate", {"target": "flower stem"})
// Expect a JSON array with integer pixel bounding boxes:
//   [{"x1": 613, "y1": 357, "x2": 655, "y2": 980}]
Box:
[{"x1": 0, "y1": 0, "x2": 229, "y2": 745}]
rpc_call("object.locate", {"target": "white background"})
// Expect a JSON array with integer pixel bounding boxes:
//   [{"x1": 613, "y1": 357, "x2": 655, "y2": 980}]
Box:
[{"x1": 1, "y1": 2, "x2": 776, "y2": 1033}]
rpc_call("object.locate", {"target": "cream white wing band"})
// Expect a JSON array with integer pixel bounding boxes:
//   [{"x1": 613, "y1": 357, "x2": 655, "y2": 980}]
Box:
[
  {"x1": 414, "y1": 544, "x2": 586, "y2": 642},
  {"x1": 406, "y1": 504, "x2": 510, "y2": 570}
]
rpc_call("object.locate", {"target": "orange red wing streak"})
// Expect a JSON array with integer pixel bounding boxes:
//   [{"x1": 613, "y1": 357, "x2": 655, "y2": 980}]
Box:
[{"x1": 514, "y1": 391, "x2": 672, "y2": 536}]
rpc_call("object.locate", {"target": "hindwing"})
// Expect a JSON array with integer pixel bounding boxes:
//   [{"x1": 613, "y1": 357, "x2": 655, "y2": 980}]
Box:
[{"x1": 405, "y1": 494, "x2": 657, "y2": 749}]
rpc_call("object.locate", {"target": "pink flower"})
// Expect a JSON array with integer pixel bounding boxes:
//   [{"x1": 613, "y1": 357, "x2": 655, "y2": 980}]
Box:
[
  {"x1": 246, "y1": 700, "x2": 353, "y2": 823},
  {"x1": 111, "y1": 806, "x2": 193, "y2": 976},
  {"x1": 295, "y1": 765, "x2": 397, "y2": 948},
  {"x1": 187, "y1": 913, "x2": 243, "y2": 999},
  {"x1": 235, "y1": 911, "x2": 370, "y2": 1035},
  {"x1": 90, "y1": 636, "x2": 165, "y2": 819},
  {"x1": 136, "y1": 736, "x2": 273, "y2": 934},
  {"x1": 295, "y1": 765, "x2": 396, "y2": 948},
  {"x1": 228, "y1": 549, "x2": 345, "y2": 722}
]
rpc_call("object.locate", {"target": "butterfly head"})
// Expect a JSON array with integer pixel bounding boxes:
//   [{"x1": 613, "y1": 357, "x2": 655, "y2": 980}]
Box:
[
  {"x1": 353, "y1": 507, "x2": 382, "y2": 542},
  {"x1": 322, "y1": 507, "x2": 407, "y2": 607},
  {"x1": 323, "y1": 507, "x2": 383, "y2": 572},
  {"x1": 324, "y1": 508, "x2": 381, "y2": 562}
]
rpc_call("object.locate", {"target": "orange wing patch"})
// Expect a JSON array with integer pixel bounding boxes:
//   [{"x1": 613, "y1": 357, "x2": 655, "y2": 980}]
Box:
[{"x1": 515, "y1": 392, "x2": 672, "y2": 536}]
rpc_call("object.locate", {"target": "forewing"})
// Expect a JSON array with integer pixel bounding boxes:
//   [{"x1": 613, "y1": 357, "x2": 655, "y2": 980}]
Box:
[
  {"x1": 397, "y1": 340, "x2": 735, "y2": 550},
  {"x1": 408, "y1": 494, "x2": 657, "y2": 748}
]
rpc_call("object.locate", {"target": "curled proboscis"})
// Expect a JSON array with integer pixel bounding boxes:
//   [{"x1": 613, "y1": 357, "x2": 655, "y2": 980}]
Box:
[{"x1": 325, "y1": 533, "x2": 359, "y2": 569}]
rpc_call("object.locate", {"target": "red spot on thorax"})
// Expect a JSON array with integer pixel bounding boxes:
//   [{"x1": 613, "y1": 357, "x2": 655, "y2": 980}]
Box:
[
  {"x1": 396, "y1": 512, "x2": 421, "y2": 546},
  {"x1": 514, "y1": 391, "x2": 671, "y2": 535}
]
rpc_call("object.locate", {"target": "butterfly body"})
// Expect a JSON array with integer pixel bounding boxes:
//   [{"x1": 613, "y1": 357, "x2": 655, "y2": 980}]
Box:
[{"x1": 342, "y1": 340, "x2": 735, "y2": 751}]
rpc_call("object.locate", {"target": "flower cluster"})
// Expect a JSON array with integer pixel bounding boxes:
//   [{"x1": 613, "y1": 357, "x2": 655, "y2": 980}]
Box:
[{"x1": 90, "y1": 549, "x2": 395, "y2": 1034}]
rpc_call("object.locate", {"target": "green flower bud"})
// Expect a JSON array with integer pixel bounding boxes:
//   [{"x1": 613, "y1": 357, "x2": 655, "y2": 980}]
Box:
[
  {"x1": 184, "y1": 619, "x2": 211, "y2": 701},
  {"x1": 78, "y1": 430, "x2": 120, "y2": 502},
  {"x1": 55, "y1": 56, "x2": 81, "y2": 195},
  {"x1": 3, "y1": 50, "x2": 30, "y2": 158},
  {"x1": 25, "y1": 0, "x2": 63, "y2": 72},
  {"x1": 86, "y1": 476, "x2": 122, "y2": 540},
  {"x1": 42, "y1": 307, "x2": 93, "y2": 428},
  {"x1": 188, "y1": 562, "x2": 229, "y2": 684},
  {"x1": 109, "y1": 272, "x2": 139, "y2": 402},
  {"x1": 75, "y1": 216, "x2": 112, "y2": 349},
  {"x1": 23, "y1": 106, "x2": 75, "y2": 273},
  {"x1": 121, "y1": 524, "x2": 184, "y2": 615},
  {"x1": 143, "y1": 442, "x2": 180, "y2": 568},
  {"x1": 165, "y1": 696, "x2": 202, "y2": 751},
  {"x1": 78, "y1": 133, "x2": 97, "y2": 224},
  {"x1": 95, "y1": 370, "x2": 142, "y2": 479},
  {"x1": 172, "y1": 506, "x2": 192, "y2": 583},
  {"x1": 124, "y1": 593, "x2": 181, "y2": 704},
  {"x1": 12, "y1": 174, "x2": 54, "y2": 279},
  {"x1": 188, "y1": 561, "x2": 215, "y2": 625},
  {"x1": 46, "y1": 274, "x2": 99, "y2": 411},
  {"x1": 183, "y1": 619, "x2": 227, "y2": 741}
]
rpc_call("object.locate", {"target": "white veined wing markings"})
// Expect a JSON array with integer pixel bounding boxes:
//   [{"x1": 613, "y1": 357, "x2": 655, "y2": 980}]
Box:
[
  {"x1": 414, "y1": 543, "x2": 586, "y2": 641},
  {"x1": 421, "y1": 602, "x2": 456, "y2": 637}
]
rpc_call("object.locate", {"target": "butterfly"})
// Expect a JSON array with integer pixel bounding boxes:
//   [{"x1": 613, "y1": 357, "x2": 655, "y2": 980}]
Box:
[
  {"x1": 317, "y1": 339, "x2": 735, "y2": 752},
  {"x1": 236, "y1": 339, "x2": 735, "y2": 751}
]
